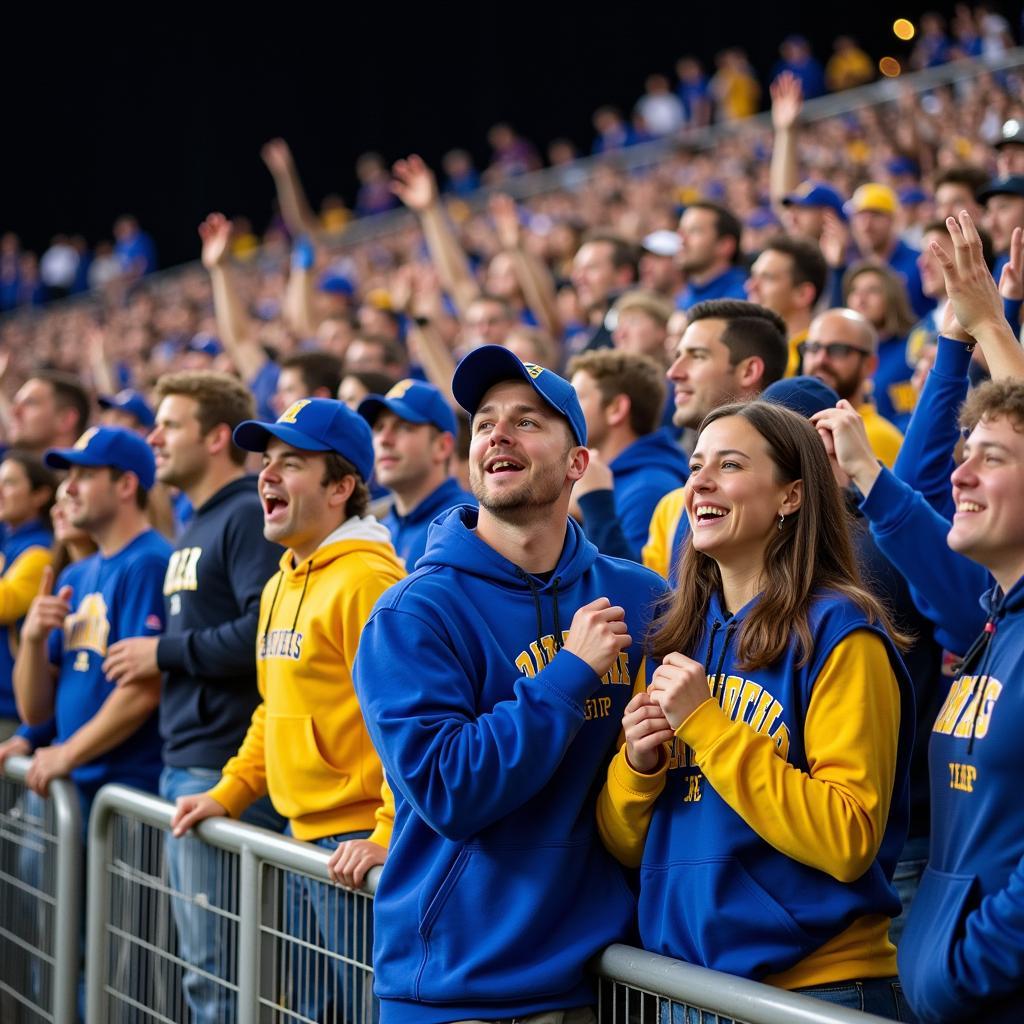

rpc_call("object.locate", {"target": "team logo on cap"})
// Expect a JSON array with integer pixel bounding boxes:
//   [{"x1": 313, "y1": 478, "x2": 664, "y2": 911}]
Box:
[
  {"x1": 524, "y1": 363, "x2": 544, "y2": 379},
  {"x1": 74, "y1": 427, "x2": 100, "y2": 450},
  {"x1": 279, "y1": 400, "x2": 311, "y2": 425},
  {"x1": 386, "y1": 379, "x2": 415, "y2": 400}
]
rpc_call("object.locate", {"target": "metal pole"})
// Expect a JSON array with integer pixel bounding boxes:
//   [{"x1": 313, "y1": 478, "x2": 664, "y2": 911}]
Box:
[
  {"x1": 49, "y1": 777, "x2": 83, "y2": 1024},
  {"x1": 85, "y1": 788, "x2": 115, "y2": 1024},
  {"x1": 237, "y1": 844, "x2": 260, "y2": 1024}
]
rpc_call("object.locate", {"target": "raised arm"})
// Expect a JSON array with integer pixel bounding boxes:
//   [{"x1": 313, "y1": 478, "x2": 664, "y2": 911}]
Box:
[
  {"x1": 260, "y1": 138, "x2": 322, "y2": 240},
  {"x1": 769, "y1": 72, "x2": 803, "y2": 212},
  {"x1": 198, "y1": 214, "x2": 267, "y2": 382},
  {"x1": 392, "y1": 155, "x2": 480, "y2": 317},
  {"x1": 489, "y1": 193, "x2": 561, "y2": 337},
  {"x1": 13, "y1": 567, "x2": 68, "y2": 726},
  {"x1": 281, "y1": 236, "x2": 319, "y2": 340},
  {"x1": 936, "y1": 215, "x2": 1024, "y2": 381}
]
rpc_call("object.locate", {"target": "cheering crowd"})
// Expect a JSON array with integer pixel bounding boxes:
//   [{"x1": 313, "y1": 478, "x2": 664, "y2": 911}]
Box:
[{"x1": 1, "y1": 26, "x2": 1024, "y2": 1024}]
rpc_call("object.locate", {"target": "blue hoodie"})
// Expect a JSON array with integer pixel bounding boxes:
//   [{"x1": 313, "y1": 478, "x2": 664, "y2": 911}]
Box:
[
  {"x1": 899, "y1": 577, "x2": 1024, "y2": 1022},
  {"x1": 353, "y1": 507, "x2": 667, "y2": 1024},
  {"x1": 380, "y1": 476, "x2": 474, "y2": 570},
  {"x1": 578, "y1": 428, "x2": 690, "y2": 563},
  {"x1": 626, "y1": 589, "x2": 913, "y2": 982}
]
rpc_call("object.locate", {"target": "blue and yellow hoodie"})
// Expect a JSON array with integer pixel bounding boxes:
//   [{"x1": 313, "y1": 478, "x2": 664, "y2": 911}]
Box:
[
  {"x1": 0, "y1": 519, "x2": 52, "y2": 720},
  {"x1": 598, "y1": 589, "x2": 914, "y2": 988},
  {"x1": 208, "y1": 516, "x2": 405, "y2": 844},
  {"x1": 899, "y1": 577, "x2": 1024, "y2": 1022},
  {"x1": 353, "y1": 506, "x2": 667, "y2": 1024}
]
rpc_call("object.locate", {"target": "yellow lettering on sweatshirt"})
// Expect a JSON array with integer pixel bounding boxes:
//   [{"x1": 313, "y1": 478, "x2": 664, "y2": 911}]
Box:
[
  {"x1": 949, "y1": 761, "x2": 978, "y2": 792},
  {"x1": 513, "y1": 632, "x2": 632, "y2": 688},
  {"x1": 934, "y1": 675, "x2": 1003, "y2": 740},
  {"x1": 164, "y1": 547, "x2": 202, "y2": 595}
]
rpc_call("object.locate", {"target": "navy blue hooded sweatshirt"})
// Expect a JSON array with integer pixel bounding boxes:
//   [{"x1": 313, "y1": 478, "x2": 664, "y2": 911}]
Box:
[
  {"x1": 353, "y1": 506, "x2": 667, "y2": 1024},
  {"x1": 578, "y1": 427, "x2": 689, "y2": 562},
  {"x1": 157, "y1": 476, "x2": 283, "y2": 769},
  {"x1": 899, "y1": 576, "x2": 1024, "y2": 1022}
]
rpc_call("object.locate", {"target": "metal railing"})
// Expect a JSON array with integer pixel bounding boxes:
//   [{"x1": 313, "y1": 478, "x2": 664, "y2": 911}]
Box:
[
  {"x1": 0, "y1": 754, "x2": 82, "y2": 1024},
  {"x1": 86, "y1": 785, "x2": 376, "y2": 1024},
  {"x1": 84, "y1": 784, "x2": 896, "y2": 1024}
]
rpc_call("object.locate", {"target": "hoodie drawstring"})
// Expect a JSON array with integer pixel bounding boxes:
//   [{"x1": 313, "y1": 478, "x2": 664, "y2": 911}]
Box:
[
  {"x1": 551, "y1": 576, "x2": 564, "y2": 650},
  {"x1": 259, "y1": 571, "x2": 285, "y2": 645},
  {"x1": 966, "y1": 617, "x2": 1000, "y2": 756},
  {"x1": 291, "y1": 560, "x2": 313, "y2": 634},
  {"x1": 702, "y1": 621, "x2": 722, "y2": 694},
  {"x1": 517, "y1": 569, "x2": 546, "y2": 651}
]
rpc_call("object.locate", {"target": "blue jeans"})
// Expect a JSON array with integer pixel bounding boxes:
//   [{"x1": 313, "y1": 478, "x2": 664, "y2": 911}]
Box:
[
  {"x1": 284, "y1": 828, "x2": 378, "y2": 1024},
  {"x1": 160, "y1": 765, "x2": 286, "y2": 1024},
  {"x1": 663, "y1": 977, "x2": 916, "y2": 1023},
  {"x1": 889, "y1": 835, "x2": 929, "y2": 946}
]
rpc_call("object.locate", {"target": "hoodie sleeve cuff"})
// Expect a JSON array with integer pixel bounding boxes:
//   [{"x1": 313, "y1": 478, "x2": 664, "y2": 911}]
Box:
[
  {"x1": 857, "y1": 466, "x2": 916, "y2": 533},
  {"x1": 156, "y1": 634, "x2": 187, "y2": 673},
  {"x1": 675, "y1": 697, "x2": 732, "y2": 757},
  {"x1": 206, "y1": 773, "x2": 262, "y2": 819},
  {"x1": 613, "y1": 743, "x2": 669, "y2": 792},
  {"x1": 543, "y1": 649, "x2": 602, "y2": 709},
  {"x1": 933, "y1": 335, "x2": 974, "y2": 378}
]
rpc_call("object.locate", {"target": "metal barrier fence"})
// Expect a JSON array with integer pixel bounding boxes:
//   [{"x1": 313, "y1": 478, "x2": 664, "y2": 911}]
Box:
[
  {"x1": 84, "y1": 784, "x2": 893, "y2": 1024},
  {"x1": 0, "y1": 754, "x2": 82, "y2": 1024},
  {"x1": 86, "y1": 784, "x2": 375, "y2": 1024}
]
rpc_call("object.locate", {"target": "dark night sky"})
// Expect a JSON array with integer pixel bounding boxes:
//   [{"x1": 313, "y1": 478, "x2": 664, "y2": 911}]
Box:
[{"x1": 2, "y1": 3, "x2": 1009, "y2": 266}]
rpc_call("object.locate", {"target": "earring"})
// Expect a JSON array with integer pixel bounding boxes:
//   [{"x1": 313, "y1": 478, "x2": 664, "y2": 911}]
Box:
[{"x1": 778, "y1": 514, "x2": 785, "y2": 531}]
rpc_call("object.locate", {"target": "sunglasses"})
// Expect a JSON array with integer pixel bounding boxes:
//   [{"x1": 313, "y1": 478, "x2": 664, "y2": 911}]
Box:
[{"x1": 800, "y1": 341, "x2": 872, "y2": 359}]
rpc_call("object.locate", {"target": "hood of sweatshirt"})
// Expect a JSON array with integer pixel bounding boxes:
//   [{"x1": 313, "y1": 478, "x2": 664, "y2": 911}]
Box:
[
  {"x1": 610, "y1": 426, "x2": 690, "y2": 482},
  {"x1": 276, "y1": 514, "x2": 400, "y2": 580}
]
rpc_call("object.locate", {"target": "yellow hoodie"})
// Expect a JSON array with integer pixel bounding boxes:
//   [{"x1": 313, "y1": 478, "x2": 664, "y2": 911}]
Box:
[{"x1": 209, "y1": 516, "x2": 405, "y2": 843}]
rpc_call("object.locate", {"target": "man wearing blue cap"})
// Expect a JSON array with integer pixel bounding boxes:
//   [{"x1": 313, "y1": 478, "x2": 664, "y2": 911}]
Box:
[
  {"x1": 353, "y1": 347, "x2": 667, "y2": 1024},
  {"x1": 98, "y1": 389, "x2": 156, "y2": 435},
  {"x1": 13, "y1": 427, "x2": 171, "y2": 817},
  {"x1": 358, "y1": 379, "x2": 473, "y2": 569},
  {"x1": 170, "y1": 398, "x2": 404, "y2": 1023}
]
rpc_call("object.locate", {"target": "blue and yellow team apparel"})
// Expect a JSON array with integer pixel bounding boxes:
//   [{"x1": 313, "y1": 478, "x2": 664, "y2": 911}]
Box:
[
  {"x1": 353, "y1": 506, "x2": 668, "y2": 1024},
  {"x1": 0, "y1": 519, "x2": 52, "y2": 719},
  {"x1": 578, "y1": 428, "x2": 689, "y2": 562},
  {"x1": 675, "y1": 266, "x2": 749, "y2": 311},
  {"x1": 598, "y1": 589, "x2": 914, "y2": 988},
  {"x1": 381, "y1": 478, "x2": 474, "y2": 571},
  {"x1": 642, "y1": 486, "x2": 689, "y2": 585},
  {"x1": 899, "y1": 577, "x2": 1024, "y2": 1022},
  {"x1": 47, "y1": 529, "x2": 171, "y2": 796},
  {"x1": 871, "y1": 334, "x2": 917, "y2": 433},
  {"x1": 207, "y1": 516, "x2": 405, "y2": 845}
]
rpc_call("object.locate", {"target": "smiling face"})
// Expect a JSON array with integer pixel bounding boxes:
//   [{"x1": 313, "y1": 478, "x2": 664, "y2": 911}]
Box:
[
  {"x1": 258, "y1": 438, "x2": 351, "y2": 559},
  {"x1": 667, "y1": 318, "x2": 741, "y2": 429},
  {"x1": 686, "y1": 414, "x2": 801, "y2": 568},
  {"x1": 949, "y1": 414, "x2": 1024, "y2": 589},
  {"x1": 148, "y1": 394, "x2": 209, "y2": 490},
  {"x1": 468, "y1": 380, "x2": 581, "y2": 521}
]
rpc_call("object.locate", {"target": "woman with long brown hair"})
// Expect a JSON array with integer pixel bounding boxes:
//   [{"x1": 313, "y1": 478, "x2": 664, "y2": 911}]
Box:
[{"x1": 597, "y1": 400, "x2": 916, "y2": 1020}]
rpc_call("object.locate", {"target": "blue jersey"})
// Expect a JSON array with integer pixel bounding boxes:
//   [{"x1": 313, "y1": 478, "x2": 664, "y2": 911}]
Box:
[{"x1": 48, "y1": 529, "x2": 171, "y2": 796}]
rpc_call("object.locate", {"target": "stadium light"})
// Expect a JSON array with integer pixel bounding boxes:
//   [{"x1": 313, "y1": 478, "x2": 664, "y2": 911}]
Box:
[
  {"x1": 893, "y1": 18, "x2": 916, "y2": 40},
  {"x1": 879, "y1": 56, "x2": 902, "y2": 77}
]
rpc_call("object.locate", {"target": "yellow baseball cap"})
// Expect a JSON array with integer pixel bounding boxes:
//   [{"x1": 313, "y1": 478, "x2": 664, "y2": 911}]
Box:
[{"x1": 847, "y1": 183, "x2": 899, "y2": 215}]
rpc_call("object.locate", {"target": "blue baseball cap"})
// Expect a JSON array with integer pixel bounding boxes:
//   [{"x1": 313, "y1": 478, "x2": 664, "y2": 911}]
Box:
[
  {"x1": 357, "y1": 379, "x2": 457, "y2": 435},
  {"x1": 98, "y1": 389, "x2": 155, "y2": 429},
  {"x1": 762, "y1": 376, "x2": 840, "y2": 419},
  {"x1": 233, "y1": 398, "x2": 374, "y2": 483},
  {"x1": 187, "y1": 332, "x2": 222, "y2": 358},
  {"x1": 452, "y1": 345, "x2": 587, "y2": 446},
  {"x1": 781, "y1": 181, "x2": 847, "y2": 221},
  {"x1": 898, "y1": 186, "x2": 928, "y2": 207},
  {"x1": 44, "y1": 426, "x2": 156, "y2": 490}
]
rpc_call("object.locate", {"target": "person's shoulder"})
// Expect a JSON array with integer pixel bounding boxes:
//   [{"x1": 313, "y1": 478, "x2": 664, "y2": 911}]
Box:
[
  {"x1": 368, "y1": 561, "x2": 454, "y2": 619},
  {"x1": 807, "y1": 588, "x2": 878, "y2": 636},
  {"x1": 591, "y1": 552, "x2": 670, "y2": 599}
]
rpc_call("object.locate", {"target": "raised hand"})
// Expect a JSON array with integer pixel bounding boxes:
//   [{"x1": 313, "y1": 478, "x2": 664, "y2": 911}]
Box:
[
  {"x1": 770, "y1": 71, "x2": 803, "y2": 131},
  {"x1": 819, "y1": 209, "x2": 850, "y2": 269},
  {"x1": 810, "y1": 399, "x2": 881, "y2": 495},
  {"x1": 622, "y1": 692, "x2": 675, "y2": 773},
  {"x1": 998, "y1": 225, "x2": 1024, "y2": 303},
  {"x1": 23, "y1": 566, "x2": 72, "y2": 644},
  {"x1": 563, "y1": 597, "x2": 632, "y2": 677},
  {"x1": 260, "y1": 138, "x2": 294, "y2": 177},
  {"x1": 932, "y1": 212, "x2": 1005, "y2": 339},
  {"x1": 198, "y1": 213, "x2": 233, "y2": 270},
  {"x1": 489, "y1": 193, "x2": 521, "y2": 250},
  {"x1": 391, "y1": 155, "x2": 439, "y2": 213},
  {"x1": 572, "y1": 449, "x2": 614, "y2": 498}
]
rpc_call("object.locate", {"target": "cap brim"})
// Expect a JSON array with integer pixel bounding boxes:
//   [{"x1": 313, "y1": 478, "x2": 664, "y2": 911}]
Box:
[
  {"x1": 452, "y1": 346, "x2": 537, "y2": 416},
  {"x1": 43, "y1": 448, "x2": 106, "y2": 472},
  {"x1": 232, "y1": 420, "x2": 333, "y2": 454},
  {"x1": 357, "y1": 395, "x2": 431, "y2": 427}
]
